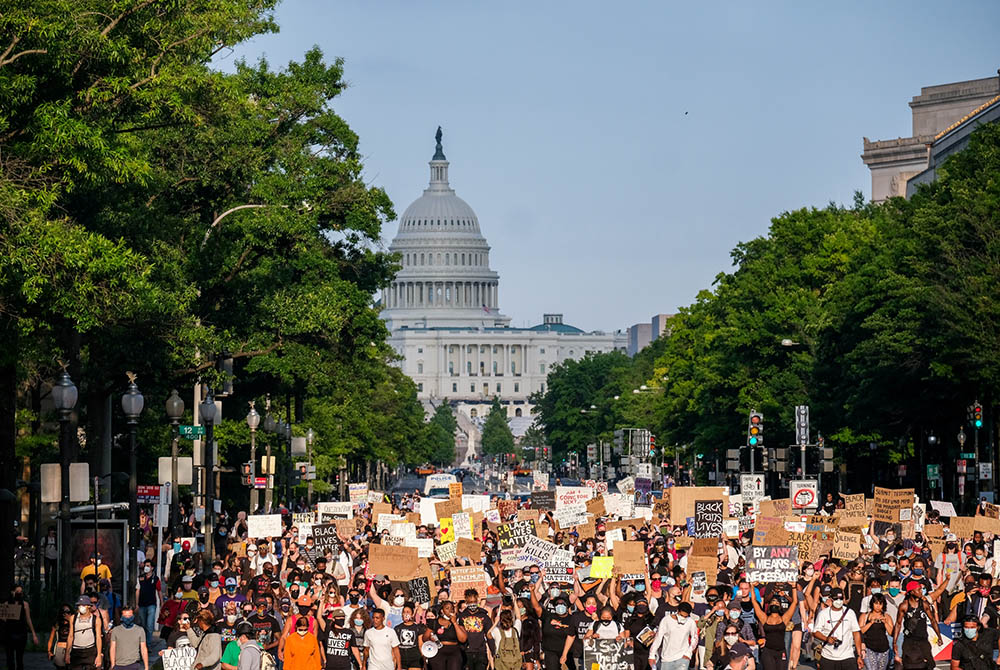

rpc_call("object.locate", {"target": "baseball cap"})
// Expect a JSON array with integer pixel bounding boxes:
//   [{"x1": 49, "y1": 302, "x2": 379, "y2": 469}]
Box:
[
  {"x1": 182, "y1": 540, "x2": 191, "y2": 550},
  {"x1": 76, "y1": 595, "x2": 91, "y2": 606},
  {"x1": 819, "y1": 584, "x2": 832, "y2": 597},
  {"x1": 225, "y1": 577, "x2": 237, "y2": 587},
  {"x1": 197, "y1": 586, "x2": 209, "y2": 595},
  {"x1": 906, "y1": 582, "x2": 922, "y2": 592},
  {"x1": 181, "y1": 574, "x2": 193, "y2": 582},
  {"x1": 297, "y1": 595, "x2": 313, "y2": 607},
  {"x1": 830, "y1": 588, "x2": 844, "y2": 599},
  {"x1": 729, "y1": 643, "x2": 752, "y2": 660},
  {"x1": 280, "y1": 597, "x2": 291, "y2": 605}
]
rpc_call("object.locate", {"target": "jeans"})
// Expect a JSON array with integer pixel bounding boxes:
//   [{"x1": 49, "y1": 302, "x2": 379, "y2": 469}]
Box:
[
  {"x1": 661, "y1": 657, "x2": 690, "y2": 670},
  {"x1": 137, "y1": 605, "x2": 157, "y2": 645}
]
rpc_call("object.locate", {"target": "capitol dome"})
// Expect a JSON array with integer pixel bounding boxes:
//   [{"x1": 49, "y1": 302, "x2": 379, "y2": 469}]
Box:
[{"x1": 381, "y1": 128, "x2": 509, "y2": 330}]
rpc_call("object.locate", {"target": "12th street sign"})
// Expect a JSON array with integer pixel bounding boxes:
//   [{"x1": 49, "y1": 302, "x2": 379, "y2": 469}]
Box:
[{"x1": 178, "y1": 425, "x2": 205, "y2": 439}]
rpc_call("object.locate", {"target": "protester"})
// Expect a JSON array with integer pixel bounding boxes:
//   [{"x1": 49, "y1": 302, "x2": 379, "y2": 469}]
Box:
[
  {"x1": 108, "y1": 606, "x2": 149, "y2": 670},
  {"x1": 1, "y1": 585, "x2": 38, "y2": 670}
]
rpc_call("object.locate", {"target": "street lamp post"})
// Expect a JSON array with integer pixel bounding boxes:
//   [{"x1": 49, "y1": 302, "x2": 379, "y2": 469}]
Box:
[
  {"x1": 199, "y1": 390, "x2": 217, "y2": 560},
  {"x1": 262, "y1": 404, "x2": 276, "y2": 512},
  {"x1": 246, "y1": 403, "x2": 260, "y2": 512},
  {"x1": 165, "y1": 390, "x2": 184, "y2": 531},
  {"x1": 306, "y1": 428, "x2": 315, "y2": 506},
  {"x1": 52, "y1": 370, "x2": 78, "y2": 596},
  {"x1": 283, "y1": 420, "x2": 292, "y2": 507},
  {"x1": 120, "y1": 374, "x2": 144, "y2": 608}
]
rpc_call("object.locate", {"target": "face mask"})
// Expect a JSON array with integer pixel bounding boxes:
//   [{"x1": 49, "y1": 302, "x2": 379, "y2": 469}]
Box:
[
  {"x1": 297, "y1": 629, "x2": 307, "y2": 637},
  {"x1": 885, "y1": 535, "x2": 895, "y2": 543},
  {"x1": 768, "y1": 605, "x2": 781, "y2": 614},
  {"x1": 226, "y1": 615, "x2": 237, "y2": 623},
  {"x1": 78, "y1": 606, "x2": 89, "y2": 614},
  {"x1": 888, "y1": 587, "x2": 900, "y2": 597},
  {"x1": 176, "y1": 592, "x2": 184, "y2": 599},
  {"x1": 871, "y1": 588, "x2": 881, "y2": 595},
  {"x1": 729, "y1": 611, "x2": 740, "y2": 620},
  {"x1": 904, "y1": 549, "x2": 913, "y2": 557},
  {"x1": 394, "y1": 596, "x2": 405, "y2": 606},
  {"x1": 144, "y1": 566, "x2": 152, "y2": 574},
  {"x1": 349, "y1": 596, "x2": 359, "y2": 605},
  {"x1": 626, "y1": 605, "x2": 634, "y2": 614},
  {"x1": 964, "y1": 628, "x2": 977, "y2": 639},
  {"x1": 977, "y1": 555, "x2": 985, "y2": 561},
  {"x1": 210, "y1": 581, "x2": 219, "y2": 589},
  {"x1": 832, "y1": 599, "x2": 844, "y2": 609},
  {"x1": 585, "y1": 605, "x2": 597, "y2": 614},
  {"x1": 354, "y1": 619, "x2": 364, "y2": 627},
  {"x1": 333, "y1": 618, "x2": 345, "y2": 627},
  {"x1": 173, "y1": 543, "x2": 181, "y2": 552},
  {"x1": 555, "y1": 604, "x2": 568, "y2": 615},
  {"x1": 912, "y1": 569, "x2": 924, "y2": 576},
  {"x1": 200, "y1": 594, "x2": 209, "y2": 604},
  {"x1": 677, "y1": 614, "x2": 688, "y2": 623},
  {"x1": 549, "y1": 588, "x2": 560, "y2": 599},
  {"x1": 297, "y1": 564, "x2": 305, "y2": 570},
  {"x1": 725, "y1": 635, "x2": 738, "y2": 645},
  {"x1": 879, "y1": 564, "x2": 889, "y2": 571},
  {"x1": 121, "y1": 616, "x2": 134, "y2": 628},
  {"x1": 634, "y1": 583, "x2": 645, "y2": 592},
  {"x1": 529, "y1": 574, "x2": 539, "y2": 583},
  {"x1": 402, "y1": 612, "x2": 413, "y2": 621},
  {"x1": 600, "y1": 619, "x2": 613, "y2": 624},
  {"x1": 650, "y1": 580, "x2": 661, "y2": 590}
]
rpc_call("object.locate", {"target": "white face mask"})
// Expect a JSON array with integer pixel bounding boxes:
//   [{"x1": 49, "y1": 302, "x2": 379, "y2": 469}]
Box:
[
  {"x1": 78, "y1": 605, "x2": 89, "y2": 614},
  {"x1": 393, "y1": 596, "x2": 405, "y2": 606},
  {"x1": 832, "y1": 599, "x2": 844, "y2": 609},
  {"x1": 724, "y1": 635, "x2": 738, "y2": 645}
]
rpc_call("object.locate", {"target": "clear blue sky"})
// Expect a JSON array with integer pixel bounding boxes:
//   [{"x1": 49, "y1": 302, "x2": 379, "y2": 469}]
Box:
[{"x1": 222, "y1": 1, "x2": 1000, "y2": 332}]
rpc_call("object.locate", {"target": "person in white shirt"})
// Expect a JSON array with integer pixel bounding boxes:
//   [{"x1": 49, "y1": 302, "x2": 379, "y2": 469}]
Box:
[
  {"x1": 364, "y1": 609, "x2": 400, "y2": 670},
  {"x1": 649, "y1": 602, "x2": 699, "y2": 670},
  {"x1": 813, "y1": 588, "x2": 862, "y2": 670}
]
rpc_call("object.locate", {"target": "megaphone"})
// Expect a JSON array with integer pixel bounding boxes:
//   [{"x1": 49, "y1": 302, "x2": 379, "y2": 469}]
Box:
[{"x1": 421, "y1": 641, "x2": 441, "y2": 659}]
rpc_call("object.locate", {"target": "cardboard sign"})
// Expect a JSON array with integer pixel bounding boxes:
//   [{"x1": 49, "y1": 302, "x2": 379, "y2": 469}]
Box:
[
  {"x1": 694, "y1": 500, "x2": 724, "y2": 538},
  {"x1": 334, "y1": 519, "x2": 357, "y2": 539},
  {"x1": 586, "y1": 496, "x2": 606, "y2": 517},
  {"x1": 517, "y1": 509, "x2": 540, "y2": 524},
  {"x1": 759, "y1": 498, "x2": 791, "y2": 518},
  {"x1": 449, "y1": 565, "x2": 489, "y2": 594},
  {"x1": 497, "y1": 499, "x2": 517, "y2": 520},
  {"x1": 405, "y1": 537, "x2": 434, "y2": 559},
  {"x1": 653, "y1": 497, "x2": 670, "y2": 519},
  {"x1": 317, "y1": 501, "x2": 353, "y2": 518},
  {"x1": 840, "y1": 494, "x2": 866, "y2": 523},
  {"x1": 435, "y1": 541, "x2": 457, "y2": 561},
  {"x1": 930, "y1": 500, "x2": 957, "y2": 517},
  {"x1": 532, "y1": 491, "x2": 556, "y2": 511},
  {"x1": 612, "y1": 541, "x2": 647, "y2": 576},
  {"x1": 691, "y1": 537, "x2": 718, "y2": 557},
  {"x1": 247, "y1": 514, "x2": 282, "y2": 539},
  {"x1": 686, "y1": 554, "x2": 718, "y2": 587},
  {"x1": 372, "y1": 502, "x2": 392, "y2": 520},
  {"x1": 786, "y1": 532, "x2": 817, "y2": 563},
  {"x1": 368, "y1": 543, "x2": 419, "y2": 580},
  {"x1": 583, "y1": 639, "x2": 633, "y2": 670},
  {"x1": 591, "y1": 556, "x2": 614, "y2": 579},
  {"x1": 408, "y1": 577, "x2": 431, "y2": 605},
  {"x1": 312, "y1": 523, "x2": 341, "y2": 552},
  {"x1": 832, "y1": 532, "x2": 862, "y2": 560},
  {"x1": 456, "y1": 537, "x2": 483, "y2": 561},
  {"x1": 668, "y1": 487, "x2": 728, "y2": 526},
  {"x1": 497, "y1": 520, "x2": 536, "y2": 549},
  {"x1": 452, "y1": 512, "x2": 473, "y2": 539},
  {"x1": 873, "y1": 487, "x2": 915, "y2": 523},
  {"x1": 517, "y1": 536, "x2": 559, "y2": 566},
  {"x1": 0, "y1": 603, "x2": 22, "y2": 621},
  {"x1": 746, "y1": 546, "x2": 799, "y2": 583},
  {"x1": 449, "y1": 481, "x2": 464, "y2": 501},
  {"x1": 975, "y1": 515, "x2": 1000, "y2": 536},
  {"x1": 348, "y1": 483, "x2": 368, "y2": 504},
  {"x1": 162, "y1": 645, "x2": 197, "y2": 670},
  {"x1": 950, "y1": 516, "x2": 976, "y2": 539},
  {"x1": 436, "y1": 498, "x2": 462, "y2": 520}
]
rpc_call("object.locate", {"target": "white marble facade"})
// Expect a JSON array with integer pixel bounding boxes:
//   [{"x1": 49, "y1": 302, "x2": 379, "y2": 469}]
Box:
[{"x1": 381, "y1": 130, "x2": 626, "y2": 406}]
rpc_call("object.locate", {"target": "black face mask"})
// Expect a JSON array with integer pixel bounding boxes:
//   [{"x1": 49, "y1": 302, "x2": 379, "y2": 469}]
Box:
[{"x1": 333, "y1": 618, "x2": 345, "y2": 627}]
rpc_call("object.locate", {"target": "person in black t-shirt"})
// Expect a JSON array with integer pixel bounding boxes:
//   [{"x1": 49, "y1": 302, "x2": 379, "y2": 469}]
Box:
[
  {"x1": 323, "y1": 610, "x2": 362, "y2": 670},
  {"x1": 540, "y1": 596, "x2": 572, "y2": 670},
  {"x1": 951, "y1": 615, "x2": 1000, "y2": 670},
  {"x1": 395, "y1": 603, "x2": 425, "y2": 670},
  {"x1": 561, "y1": 594, "x2": 598, "y2": 670},
  {"x1": 460, "y1": 589, "x2": 493, "y2": 670},
  {"x1": 245, "y1": 598, "x2": 281, "y2": 654}
]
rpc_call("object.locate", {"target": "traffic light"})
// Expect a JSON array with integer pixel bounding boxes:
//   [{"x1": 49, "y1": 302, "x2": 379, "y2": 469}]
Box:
[
  {"x1": 748, "y1": 411, "x2": 763, "y2": 447},
  {"x1": 240, "y1": 462, "x2": 254, "y2": 487},
  {"x1": 769, "y1": 447, "x2": 788, "y2": 474},
  {"x1": 613, "y1": 429, "x2": 624, "y2": 454},
  {"x1": 820, "y1": 436, "x2": 834, "y2": 473},
  {"x1": 974, "y1": 402, "x2": 983, "y2": 429},
  {"x1": 649, "y1": 434, "x2": 656, "y2": 458},
  {"x1": 586, "y1": 443, "x2": 597, "y2": 463},
  {"x1": 795, "y1": 405, "x2": 809, "y2": 446}
]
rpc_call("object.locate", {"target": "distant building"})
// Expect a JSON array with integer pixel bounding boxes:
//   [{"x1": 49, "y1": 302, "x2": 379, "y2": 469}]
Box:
[
  {"x1": 627, "y1": 323, "x2": 652, "y2": 357},
  {"x1": 862, "y1": 71, "x2": 999, "y2": 202},
  {"x1": 627, "y1": 314, "x2": 675, "y2": 356}
]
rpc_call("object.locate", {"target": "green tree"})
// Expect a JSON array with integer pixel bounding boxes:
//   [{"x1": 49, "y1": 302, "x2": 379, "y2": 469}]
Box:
[
  {"x1": 427, "y1": 404, "x2": 458, "y2": 466},
  {"x1": 481, "y1": 397, "x2": 515, "y2": 456}
]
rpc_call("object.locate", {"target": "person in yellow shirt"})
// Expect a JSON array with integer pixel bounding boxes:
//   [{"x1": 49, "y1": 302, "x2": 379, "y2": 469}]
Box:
[{"x1": 79, "y1": 553, "x2": 112, "y2": 591}]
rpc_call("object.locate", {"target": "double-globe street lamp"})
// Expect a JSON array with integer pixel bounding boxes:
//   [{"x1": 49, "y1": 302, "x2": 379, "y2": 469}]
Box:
[
  {"x1": 164, "y1": 390, "x2": 185, "y2": 531},
  {"x1": 52, "y1": 370, "x2": 78, "y2": 595},
  {"x1": 120, "y1": 374, "x2": 144, "y2": 608},
  {"x1": 199, "y1": 390, "x2": 218, "y2": 559},
  {"x1": 246, "y1": 403, "x2": 261, "y2": 512}
]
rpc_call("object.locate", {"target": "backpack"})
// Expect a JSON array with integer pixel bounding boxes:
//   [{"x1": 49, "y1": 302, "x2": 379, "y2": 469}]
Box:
[
  {"x1": 495, "y1": 629, "x2": 521, "y2": 670},
  {"x1": 245, "y1": 642, "x2": 277, "y2": 670}
]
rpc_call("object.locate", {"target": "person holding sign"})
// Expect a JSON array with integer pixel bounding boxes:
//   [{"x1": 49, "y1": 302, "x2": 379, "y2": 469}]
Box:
[{"x1": 748, "y1": 583, "x2": 798, "y2": 670}]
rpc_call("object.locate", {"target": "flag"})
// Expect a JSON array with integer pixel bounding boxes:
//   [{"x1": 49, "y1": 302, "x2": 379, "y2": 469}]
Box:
[{"x1": 482, "y1": 304, "x2": 490, "y2": 313}]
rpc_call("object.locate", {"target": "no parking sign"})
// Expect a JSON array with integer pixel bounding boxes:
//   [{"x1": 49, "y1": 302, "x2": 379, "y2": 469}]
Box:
[{"x1": 790, "y1": 480, "x2": 818, "y2": 510}]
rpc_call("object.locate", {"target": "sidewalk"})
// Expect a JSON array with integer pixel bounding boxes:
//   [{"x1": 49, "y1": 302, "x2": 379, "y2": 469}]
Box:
[{"x1": 22, "y1": 635, "x2": 168, "y2": 670}]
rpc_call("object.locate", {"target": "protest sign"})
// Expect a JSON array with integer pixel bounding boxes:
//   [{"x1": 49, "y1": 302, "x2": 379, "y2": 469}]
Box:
[
  {"x1": 786, "y1": 532, "x2": 817, "y2": 563},
  {"x1": 452, "y1": 512, "x2": 473, "y2": 539},
  {"x1": 317, "y1": 501, "x2": 353, "y2": 519},
  {"x1": 517, "y1": 536, "x2": 559, "y2": 566},
  {"x1": 950, "y1": 516, "x2": 976, "y2": 539},
  {"x1": 723, "y1": 519, "x2": 739, "y2": 538},
  {"x1": 604, "y1": 493, "x2": 635, "y2": 520},
  {"x1": 461, "y1": 494, "x2": 492, "y2": 513},
  {"x1": 408, "y1": 577, "x2": 431, "y2": 605},
  {"x1": 334, "y1": 519, "x2": 357, "y2": 539},
  {"x1": 533, "y1": 470, "x2": 548, "y2": 490},
  {"x1": 162, "y1": 646, "x2": 197, "y2": 670},
  {"x1": 296, "y1": 523, "x2": 313, "y2": 544},
  {"x1": 348, "y1": 483, "x2": 368, "y2": 504},
  {"x1": 556, "y1": 486, "x2": 594, "y2": 508},
  {"x1": 605, "y1": 528, "x2": 623, "y2": 551},
  {"x1": 758, "y1": 498, "x2": 791, "y2": 518},
  {"x1": 405, "y1": 537, "x2": 434, "y2": 558},
  {"x1": 312, "y1": 524, "x2": 341, "y2": 552},
  {"x1": 292, "y1": 512, "x2": 315, "y2": 527},
  {"x1": 687, "y1": 555, "x2": 718, "y2": 585},
  {"x1": 0, "y1": 603, "x2": 22, "y2": 621},
  {"x1": 612, "y1": 541, "x2": 647, "y2": 576},
  {"x1": 586, "y1": 496, "x2": 606, "y2": 518},
  {"x1": 746, "y1": 546, "x2": 799, "y2": 583},
  {"x1": 617, "y1": 477, "x2": 635, "y2": 495},
  {"x1": 634, "y1": 478, "x2": 653, "y2": 505},
  {"x1": 832, "y1": 532, "x2": 862, "y2": 560},
  {"x1": 369, "y1": 544, "x2": 418, "y2": 579},
  {"x1": 668, "y1": 487, "x2": 728, "y2": 526},
  {"x1": 873, "y1": 487, "x2": 915, "y2": 523},
  {"x1": 439, "y1": 518, "x2": 454, "y2": 542},
  {"x1": 591, "y1": 556, "x2": 614, "y2": 579},
  {"x1": 247, "y1": 514, "x2": 282, "y2": 539},
  {"x1": 545, "y1": 558, "x2": 575, "y2": 583},
  {"x1": 653, "y1": 496, "x2": 671, "y2": 519},
  {"x1": 376, "y1": 514, "x2": 403, "y2": 534},
  {"x1": 553, "y1": 503, "x2": 588, "y2": 528},
  {"x1": 456, "y1": 537, "x2": 482, "y2": 561},
  {"x1": 435, "y1": 541, "x2": 457, "y2": 562},
  {"x1": 691, "y1": 537, "x2": 718, "y2": 557},
  {"x1": 448, "y1": 481, "x2": 463, "y2": 502},
  {"x1": 694, "y1": 500, "x2": 724, "y2": 538},
  {"x1": 390, "y1": 521, "x2": 416, "y2": 540},
  {"x1": 583, "y1": 639, "x2": 633, "y2": 670},
  {"x1": 532, "y1": 491, "x2": 556, "y2": 511},
  {"x1": 691, "y1": 570, "x2": 708, "y2": 597},
  {"x1": 497, "y1": 520, "x2": 536, "y2": 549},
  {"x1": 840, "y1": 494, "x2": 866, "y2": 523},
  {"x1": 450, "y1": 565, "x2": 489, "y2": 593},
  {"x1": 497, "y1": 499, "x2": 517, "y2": 520},
  {"x1": 484, "y1": 508, "x2": 501, "y2": 524},
  {"x1": 435, "y1": 499, "x2": 462, "y2": 520},
  {"x1": 517, "y1": 509, "x2": 540, "y2": 524},
  {"x1": 418, "y1": 497, "x2": 439, "y2": 526},
  {"x1": 930, "y1": 500, "x2": 957, "y2": 517}
]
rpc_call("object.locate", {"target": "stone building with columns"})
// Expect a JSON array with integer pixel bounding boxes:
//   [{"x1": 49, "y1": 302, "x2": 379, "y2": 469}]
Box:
[{"x1": 381, "y1": 130, "x2": 627, "y2": 423}]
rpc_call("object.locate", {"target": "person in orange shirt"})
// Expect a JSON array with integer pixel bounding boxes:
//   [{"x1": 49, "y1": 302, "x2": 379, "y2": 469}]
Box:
[{"x1": 284, "y1": 617, "x2": 323, "y2": 670}]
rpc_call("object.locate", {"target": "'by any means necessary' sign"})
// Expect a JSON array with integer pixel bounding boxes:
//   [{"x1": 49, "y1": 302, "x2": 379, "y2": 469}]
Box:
[{"x1": 746, "y1": 545, "x2": 799, "y2": 583}]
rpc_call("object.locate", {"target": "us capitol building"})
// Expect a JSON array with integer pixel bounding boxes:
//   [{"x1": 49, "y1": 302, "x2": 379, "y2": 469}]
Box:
[{"x1": 381, "y1": 129, "x2": 627, "y2": 425}]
